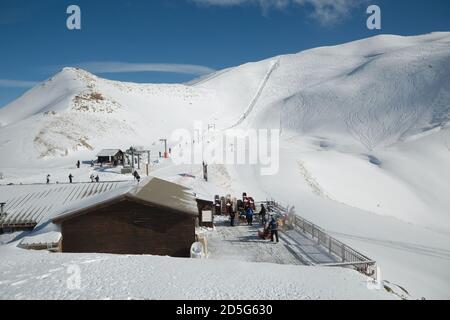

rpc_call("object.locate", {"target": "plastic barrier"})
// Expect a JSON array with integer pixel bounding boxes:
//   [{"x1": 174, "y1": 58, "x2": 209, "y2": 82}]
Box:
[{"x1": 190, "y1": 242, "x2": 205, "y2": 259}]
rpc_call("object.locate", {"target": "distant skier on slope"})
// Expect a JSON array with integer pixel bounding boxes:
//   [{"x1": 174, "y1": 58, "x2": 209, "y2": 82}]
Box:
[
  {"x1": 95, "y1": 175, "x2": 100, "y2": 183},
  {"x1": 133, "y1": 170, "x2": 141, "y2": 183},
  {"x1": 90, "y1": 174, "x2": 95, "y2": 183},
  {"x1": 69, "y1": 174, "x2": 74, "y2": 184},
  {"x1": 46, "y1": 174, "x2": 51, "y2": 184},
  {"x1": 76, "y1": 160, "x2": 80, "y2": 169}
]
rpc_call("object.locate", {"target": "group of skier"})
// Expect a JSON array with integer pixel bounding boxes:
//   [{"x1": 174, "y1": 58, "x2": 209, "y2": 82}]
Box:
[
  {"x1": 46, "y1": 173, "x2": 100, "y2": 184},
  {"x1": 226, "y1": 193, "x2": 279, "y2": 243},
  {"x1": 45, "y1": 160, "x2": 100, "y2": 184},
  {"x1": 44, "y1": 159, "x2": 143, "y2": 184},
  {"x1": 89, "y1": 174, "x2": 100, "y2": 183}
]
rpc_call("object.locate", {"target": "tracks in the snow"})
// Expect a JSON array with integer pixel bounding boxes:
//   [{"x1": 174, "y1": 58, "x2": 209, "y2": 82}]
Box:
[
  {"x1": 207, "y1": 216, "x2": 339, "y2": 266},
  {"x1": 227, "y1": 58, "x2": 280, "y2": 130}
]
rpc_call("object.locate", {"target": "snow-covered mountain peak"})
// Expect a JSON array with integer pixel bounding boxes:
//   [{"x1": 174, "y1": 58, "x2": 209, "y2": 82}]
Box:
[{"x1": 51, "y1": 67, "x2": 99, "y2": 91}]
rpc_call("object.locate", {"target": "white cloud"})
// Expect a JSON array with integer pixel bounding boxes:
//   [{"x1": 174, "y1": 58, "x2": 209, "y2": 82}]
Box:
[
  {"x1": 192, "y1": 0, "x2": 289, "y2": 10},
  {"x1": 191, "y1": 0, "x2": 365, "y2": 25},
  {"x1": 0, "y1": 79, "x2": 37, "y2": 88},
  {"x1": 294, "y1": 0, "x2": 363, "y2": 25},
  {"x1": 76, "y1": 62, "x2": 215, "y2": 76}
]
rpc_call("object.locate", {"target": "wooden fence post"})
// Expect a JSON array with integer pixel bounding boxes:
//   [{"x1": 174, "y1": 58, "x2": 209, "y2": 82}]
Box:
[{"x1": 341, "y1": 245, "x2": 346, "y2": 262}]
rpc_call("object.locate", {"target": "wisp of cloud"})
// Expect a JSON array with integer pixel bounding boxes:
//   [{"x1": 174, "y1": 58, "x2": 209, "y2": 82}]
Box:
[
  {"x1": 75, "y1": 62, "x2": 216, "y2": 76},
  {"x1": 191, "y1": 0, "x2": 365, "y2": 25}
]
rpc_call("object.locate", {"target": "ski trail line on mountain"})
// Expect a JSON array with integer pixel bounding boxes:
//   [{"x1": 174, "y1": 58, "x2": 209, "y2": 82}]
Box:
[{"x1": 228, "y1": 58, "x2": 280, "y2": 129}]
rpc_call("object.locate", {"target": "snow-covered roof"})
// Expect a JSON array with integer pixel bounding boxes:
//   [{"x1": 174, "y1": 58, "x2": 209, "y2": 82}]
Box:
[
  {"x1": 96, "y1": 149, "x2": 122, "y2": 157},
  {"x1": 51, "y1": 177, "x2": 198, "y2": 223},
  {"x1": 0, "y1": 181, "x2": 134, "y2": 227},
  {"x1": 0, "y1": 177, "x2": 198, "y2": 228},
  {"x1": 19, "y1": 231, "x2": 62, "y2": 246},
  {"x1": 195, "y1": 193, "x2": 214, "y2": 203},
  {"x1": 133, "y1": 177, "x2": 198, "y2": 214}
]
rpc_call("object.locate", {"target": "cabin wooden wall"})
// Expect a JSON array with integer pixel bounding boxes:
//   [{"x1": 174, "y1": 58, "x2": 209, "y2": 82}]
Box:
[{"x1": 60, "y1": 199, "x2": 195, "y2": 257}]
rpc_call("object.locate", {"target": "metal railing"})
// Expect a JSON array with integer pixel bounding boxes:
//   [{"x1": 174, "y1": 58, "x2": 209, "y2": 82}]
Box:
[
  {"x1": 266, "y1": 200, "x2": 377, "y2": 278},
  {"x1": 1, "y1": 221, "x2": 37, "y2": 228}
]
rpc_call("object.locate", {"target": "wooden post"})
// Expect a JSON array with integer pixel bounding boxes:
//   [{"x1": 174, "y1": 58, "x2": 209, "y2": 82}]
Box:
[
  {"x1": 328, "y1": 237, "x2": 332, "y2": 254},
  {"x1": 0, "y1": 203, "x2": 5, "y2": 217},
  {"x1": 160, "y1": 139, "x2": 168, "y2": 158},
  {"x1": 341, "y1": 245, "x2": 346, "y2": 262},
  {"x1": 203, "y1": 162, "x2": 208, "y2": 181}
]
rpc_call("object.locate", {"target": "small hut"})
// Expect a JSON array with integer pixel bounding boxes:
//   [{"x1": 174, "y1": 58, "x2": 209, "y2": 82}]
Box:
[
  {"x1": 52, "y1": 177, "x2": 198, "y2": 257},
  {"x1": 96, "y1": 149, "x2": 124, "y2": 166}
]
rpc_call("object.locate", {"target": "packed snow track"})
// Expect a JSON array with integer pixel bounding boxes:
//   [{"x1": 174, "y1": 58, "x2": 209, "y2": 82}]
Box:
[{"x1": 206, "y1": 216, "x2": 339, "y2": 266}]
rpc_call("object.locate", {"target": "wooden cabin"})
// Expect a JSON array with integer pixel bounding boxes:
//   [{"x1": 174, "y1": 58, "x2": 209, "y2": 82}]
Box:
[
  {"x1": 96, "y1": 149, "x2": 124, "y2": 166},
  {"x1": 52, "y1": 177, "x2": 198, "y2": 257}
]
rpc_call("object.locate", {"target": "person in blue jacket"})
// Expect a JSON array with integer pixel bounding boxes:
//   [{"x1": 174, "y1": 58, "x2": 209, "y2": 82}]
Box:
[
  {"x1": 269, "y1": 215, "x2": 279, "y2": 243},
  {"x1": 246, "y1": 207, "x2": 254, "y2": 226}
]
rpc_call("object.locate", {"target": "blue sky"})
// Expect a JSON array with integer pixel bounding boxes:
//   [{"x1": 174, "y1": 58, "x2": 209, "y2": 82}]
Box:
[{"x1": 0, "y1": 0, "x2": 449, "y2": 108}]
